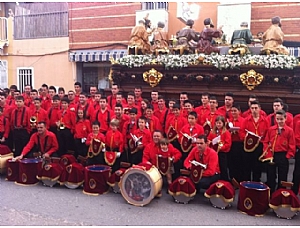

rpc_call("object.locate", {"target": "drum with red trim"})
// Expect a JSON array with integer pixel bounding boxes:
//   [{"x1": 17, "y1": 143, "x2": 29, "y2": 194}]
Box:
[
  {"x1": 16, "y1": 158, "x2": 43, "y2": 185},
  {"x1": 6, "y1": 158, "x2": 19, "y2": 181},
  {"x1": 37, "y1": 162, "x2": 63, "y2": 187},
  {"x1": 237, "y1": 181, "x2": 270, "y2": 216},
  {"x1": 0, "y1": 145, "x2": 13, "y2": 174},
  {"x1": 83, "y1": 165, "x2": 111, "y2": 195}
]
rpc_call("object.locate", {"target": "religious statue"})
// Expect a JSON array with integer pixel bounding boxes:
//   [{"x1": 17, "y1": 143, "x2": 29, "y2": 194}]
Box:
[
  {"x1": 128, "y1": 20, "x2": 151, "y2": 55},
  {"x1": 151, "y1": 21, "x2": 169, "y2": 55}
]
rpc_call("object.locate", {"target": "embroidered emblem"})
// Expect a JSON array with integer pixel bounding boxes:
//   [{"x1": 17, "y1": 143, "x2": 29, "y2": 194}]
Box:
[
  {"x1": 62, "y1": 157, "x2": 68, "y2": 166},
  {"x1": 179, "y1": 178, "x2": 186, "y2": 185},
  {"x1": 22, "y1": 173, "x2": 27, "y2": 183},
  {"x1": 66, "y1": 165, "x2": 72, "y2": 174},
  {"x1": 244, "y1": 197, "x2": 253, "y2": 210},
  {"x1": 161, "y1": 162, "x2": 165, "y2": 170},
  {"x1": 281, "y1": 190, "x2": 290, "y2": 197},
  {"x1": 247, "y1": 138, "x2": 253, "y2": 145},
  {"x1": 216, "y1": 182, "x2": 224, "y2": 188},
  {"x1": 44, "y1": 164, "x2": 51, "y2": 171},
  {"x1": 7, "y1": 167, "x2": 12, "y2": 176},
  {"x1": 193, "y1": 169, "x2": 198, "y2": 178},
  {"x1": 89, "y1": 178, "x2": 97, "y2": 189}
]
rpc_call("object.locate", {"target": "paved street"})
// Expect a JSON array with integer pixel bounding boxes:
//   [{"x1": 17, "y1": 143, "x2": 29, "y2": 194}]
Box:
[{"x1": 0, "y1": 161, "x2": 299, "y2": 226}]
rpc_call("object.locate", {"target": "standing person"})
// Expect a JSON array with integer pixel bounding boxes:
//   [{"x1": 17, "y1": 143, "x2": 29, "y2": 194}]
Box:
[
  {"x1": 92, "y1": 91, "x2": 102, "y2": 111},
  {"x1": 179, "y1": 92, "x2": 188, "y2": 114},
  {"x1": 40, "y1": 84, "x2": 52, "y2": 111},
  {"x1": 292, "y1": 120, "x2": 300, "y2": 195},
  {"x1": 30, "y1": 98, "x2": 49, "y2": 135},
  {"x1": 182, "y1": 100, "x2": 195, "y2": 119},
  {"x1": 140, "y1": 99, "x2": 150, "y2": 117},
  {"x1": 56, "y1": 97, "x2": 76, "y2": 156},
  {"x1": 76, "y1": 93, "x2": 94, "y2": 120},
  {"x1": 153, "y1": 95, "x2": 169, "y2": 135},
  {"x1": 184, "y1": 135, "x2": 220, "y2": 192},
  {"x1": 107, "y1": 84, "x2": 124, "y2": 111},
  {"x1": 74, "y1": 82, "x2": 82, "y2": 104},
  {"x1": 22, "y1": 84, "x2": 32, "y2": 107},
  {"x1": 123, "y1": 92, "x2": 140, "y2": 116},
  {"x1": 58, "y1": 87, "x2": 66, "y2": 100},
  {"x1": 67, "y1": 90, "x2": 77, "y2": 112},
  {"x1": 0, "y1": 107, "x2": 10, "y2": 147},
  {"x1": 6, "y1": 85, "x2": 17, "y2": 106},
  {"x1": 47, "y1": 95, "x2": 61, "y2": 136},
  {"x1": 48, "y1": 86, "x2": 57, "y2": 101},
  {"x1": 262, "y1": 110, "x2": 295, "y2": 194},
  {"x1": 150, "y1": 90, "x2": 159, "y2": 111},
  {"x1": 145, "y1": 104, "x2": 163, "y2": 134},
  {"x1": 92, "y1": 96, "x2": 113, "y2": 135},
  {"x1": 241, "y1": 94, "x2": 267, "y2": 118},
  {"x1": 218, "y1": 92, "x2": 234, "y2": 120},
  {"x1": 195, "y1": 92, "x2": 210, "y2": 125},
  {"x1": 207, "y1": 115, "x2": 232, "y2": 181},
  {"x1": 240, "y1": 100, "x2": 269, "y2": 182},
  {"x1": 112, "y1": 103, "x2": 130, "y2": 132},
  {"x1": 10, "y1": 96, "x2": 31, "y2": 156},
  {"x1": 134, "y1": 86, "x2": 143, "y2": 108},
  {"x1": 227, "y1": 103, "x2": 244, "y2": 183},
  {"x1": 88, "y1": 86, "x2": 98, "y2": 105},
  {"x1": 74, "y1": 109, "x2": 91, "y2": 159}
]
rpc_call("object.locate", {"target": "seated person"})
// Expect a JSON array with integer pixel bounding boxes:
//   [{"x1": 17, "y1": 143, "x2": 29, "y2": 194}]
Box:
[
  {"x1": 197, "y1": 18, "x2": 223, "y2": 55},
  {"x1": 129, "y1": 20, "x2": 151, "y2": 54},
  {"x1": 261, "y1": 16, "x2": 289, "y2": 55},
  {"x1": 229, "y1": 22, "x2": 253, "y2": 55},
  {"x1": 14, "y1": 121, "x2": 59, "y2": 160},
  {"x1": 184, "y1": 134, "x2": 220, "y2": 192},
  {"x1": 151, "y1": 21, "x2": 169, "y2": 53}
]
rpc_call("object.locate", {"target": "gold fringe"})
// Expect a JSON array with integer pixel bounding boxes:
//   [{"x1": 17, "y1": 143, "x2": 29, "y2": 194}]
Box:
[
  {"x1": 238, "y1": 210, "x2": 266, "y2": 217},
  {"x1": 36, "y1": 175, "x2": 60, "y2": 182},
  {"x1": 204, "y1": 193, "x2": 234, "y2": 203},
  {"x1": 15, "y1": 181, "x2": 39, "y2": 186},
  {"x1": 269, "y1": 204, "x2": 300, "y2": 212},
  {"x1": 168, "y1": 189, "x2": 196, "y2": 198},
  {"x1": 82, "y1": 189, "x2": 110, "y2": 196}
]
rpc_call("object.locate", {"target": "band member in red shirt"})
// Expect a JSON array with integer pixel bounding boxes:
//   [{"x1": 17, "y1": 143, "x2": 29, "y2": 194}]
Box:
[
  {"x1": 92, "y1": 96, "x2": 113, "y2": 135},
  {"x1": 30, "y1": 98, "x2": 49, "y2": 135},
  {"x1": 184, "y1": 135, "x2": 220, "y2": 191},
  {"x1": 15, "y1": 121, "x2": 59, "y2": 159},
  {"x1": 76, "y1": 93, "x2": 94, "y2": 120},
  {"x1": 10, "y1": 96, "x2": 31, "y2": 156},
  {"x1": 92, "y1": 91, "x2": 102, "y2": 111},
  {"x1": 40, "y1": 84, "x2": 52, "y2": 111},
  {"x1": 263, "y1": 110, "x2": 295, "y2": 193},
  {"x1": 123, "y1": 92, "x2": 140, "y2": 116},
  {"x1": 153, "y1": 95, "x2": 169, "y2": 135},
  {"x1": 240, "y1": 100, "x2": 269, "y2": 182},
  {"x1": 56, "y1": 97, "x2": 76, "y2": 156},
  {"x1": 292, "y1": 120, "x2": 300, "y2": 195},
  {"x1": 0, "y1": 107, "x2": 10, "y2": 147},
  {"x1": 200, "y1": 96, "x2": 223, "y2": 129},
  {"x1": 74, "y1": 109, "x2": 91, "y2": 159},
  {"x1": 112, "y1": 103, "x2": 130, "y2": 132},
  {"x1": 217, "y1": 92, "x2": 234, "y2": 120},
  {"x1": 22, "y1": 84, "x2": 32, "y2": 107},
  {"x1": 47, "y1": 95, "x2": 61, "y2": 136},
  {"x1": 6, "y1": 85, "x2": 17, "y2": 106},
  {"x1": 241, "y1": 94, "x2": 267, "y2": 118},
  {"x1": 195, "y1": 92, "x2": 210, "y2": 124},
  {"x1": 145, "y1": 104, "x2": 162, "y2": 134},
  {"x1": 107, "y1": 84, "x2": 124, "y2": 111},
  {"x1": 150, "y1": 90, "x2": 159, "y2": 111},
  {"x1": 67, "y1": 90, "x2": 77, "y2": 112},
  {"x1": 74, "y1": 82, "x2": 82, "y2": 104},
  {"x1": 88, "y1": 86, "x2": 98, "y2": 105},
  {"x1": 134, "y1": 86, "x2": 143, "y2": 108}
]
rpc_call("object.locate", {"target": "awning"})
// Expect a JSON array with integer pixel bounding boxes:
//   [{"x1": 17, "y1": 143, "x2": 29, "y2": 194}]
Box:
[{"x1": 69, "y1": 49, "x2": 127, "y2": 62}]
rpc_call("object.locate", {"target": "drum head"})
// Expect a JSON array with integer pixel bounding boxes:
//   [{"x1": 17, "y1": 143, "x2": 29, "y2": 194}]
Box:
[
  {"x1": 274, "y1": 207, "x2": 297, "y2": 219},
  {"x1": 120, "y1": 168, "x2": 155, "y2": 206},
  {"x1": 241, "y1": 181, "x2": 268, "y2": 191},
  {"x1": 42, "y1": 179, "x2": 57, "y2": 187},
  {"x1": 65, "y1": 182, "x2": 82, "y2": 189},
  {"x1": 210, "y1": 197, "x2": 230, "y2": 209},
  {"x1": 20, "y1": 158, "x2": 42, "y2": 164}
]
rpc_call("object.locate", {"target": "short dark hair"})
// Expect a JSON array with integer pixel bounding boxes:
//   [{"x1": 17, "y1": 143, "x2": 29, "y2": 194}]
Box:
[
  {"x1": 58, "y1": 87, "x2": 65, "y2": 93},
  {"x1": 197, "y1": 134, "x2": 208, "y2": 143},
  {"x1": 92, "y1": 121, "x2": 101, "y2": 127},
  {"x1": 41, "y1": 84, "x2": 48, "y2": 89},
  {"x1": 34, "y1": 97, "x2": 42, "y2": 102},
  {"x1": 74, "y1": 82, "x2": 82, "y2": 87},
  {"x1": 188, "y1": 111, "x2": 197, "y2": 119},
  {"x1": 100, "y1": 96, "x2": 107, "y2": 102},
  {"x1": 129, "y1": 107, "x2": 138, "y2": 114},
  {"x1": 250, "y1": 100, "x2": 261, "y2": 107},
  {"x1": 31, "y1": 89, "x2": 38, "y2": 93},
  {"x1": 37, "y1": 121, "x2": 47, "y2": 126},
  {"x1": 61, "y1": 97, "x2": 70, "y2": 104},
  {"x1": 16, "y1": 95, "x2": 24, "y2": 101},
  {"x1": 276, "y1": 109, "x2": 286, "y2": 117},
  {"x1": 52, "y1": 95, "x2": 60, "y2": 101},
  {"x1": 225, "y1": 92, "x2": 234, "y2": 98},
  {"x1": 115, "y1": 103, "x2": 123, "y2": 109},
  {"x1": 49, "y1": 86, "x2": 57, "y2": 93},
  {"x1": 273, "y1": 98, "x2": 283, "y2": 106},
  {"x1": 10, "y1": 85, "x2": 18, "y2": 90}
]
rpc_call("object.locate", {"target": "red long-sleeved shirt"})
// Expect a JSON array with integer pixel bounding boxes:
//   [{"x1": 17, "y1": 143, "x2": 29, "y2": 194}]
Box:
[
  {"x1": 207, "y1": 129, "x2": 232, "y2": 153},
  {"x1": 266, "y1": 112, "x2": 293, "y2": 129},
  {"x1": 40, "y1": 95, "x2": 52, "y2": 111},
  {"x1": 92, "y1": 108, "x2": 114, "y2": 134},
  {"x1": 184, "y1": 146, "x2": 220, "y2": 177},
  {"x1": 86, "y1": 132, "x2": 105, "y2": 146},
  {"x1": 111, "y1": 114, "x2": 130, "y2": 132},
  {"x1": 263, "y1": 124, "x2": 295, "y2": 159},
  {"x1": 240, "y1": 115, "x2": 269, "y2": 142},
  {"x1": 0, "y1": 115, "x2": 10, "y2": 138},
  {"x1": 105, "y1": 129, "x2": 124, "y2": 152},
  {"x1": 228, "y1": 116, "x2": 244, "y2": 142},
  {"x1": 132, "y1": 128, "x2": 152, "y2": 148},
  {"x1": 217, "y1": 105, "x2": 233, "y2": 120},
  {"x1": 178, "y1": 123, "x2": 204, "y2": 146},
  {"x1": 165, "y1": 115, "x2": 188, "y2": 141},
  {"x1": 57, "y1": 109, "x2": 76, "y2": 132},
  {"x1": 200, "y1": 110, "x2": 223, "y2": 127},
  {"x1": 47, "y1": 106, "x2": 61, "y2": 128},
  {"x1": 21, "y1": 130, "x2": 59, "y2": 156},
  {"x1": 242, "y1": 109, "x2": 267, "y2": 119},
  {"x1": 142, "y1": 143, "x2": 182, "y2": 166},
  {"x1": 195, "y1": 104, "x2": 210, "y2": 124},
  {"x1": 30, "y1": 107, "x2": 49, "y2": 129},
  {"x1": 74, "y1": 119, "x2": 91, "y2": 139},
  {"x1": 122, "y1": 120, "x2": 138, "y2": 143},
  {"x1": 10, "y1": 106, "x2": 31, "y2": 133},
  {"x1": 145, "y1": 115, "x2": 163, "y2": 133}
]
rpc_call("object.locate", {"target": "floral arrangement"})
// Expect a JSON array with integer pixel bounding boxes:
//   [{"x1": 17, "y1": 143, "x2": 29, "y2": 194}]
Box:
[{"x1": 116, "y1": 53, "x2": 299, "y2": 70}]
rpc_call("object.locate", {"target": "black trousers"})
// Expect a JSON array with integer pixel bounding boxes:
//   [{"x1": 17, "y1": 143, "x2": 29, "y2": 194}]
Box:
[
  {"x1": 196, "y1": 174, "x2": 220, "y2": 191},
  {"x1": 171, "y1": 139, "x2": 184, "y2": 180},
  {"x1": 242, "y1": 143, "x2": 263, "y2": 182},
  {"x1": 56, "y1": 128, "x2": 74, "y2": 157},
  {"x1": 74, "y1": 138, "x2": 88, "y2": 158},
  {"x1": 292, "y1": 150, "x2": 300, "y2": 195},
  {"x1": 218, "y1": 152, "x2": 230, "y2": 181},
  {"x1": 228, "y1": 141, "x2": 244, "y2": 182},
  {"x1": 266, "y1": 152, "x2": 289, "y2": 194},
  {"x1": 13, "y1": 129, "x2": 30, "y2": 157},
  {"x1": 131, "y1": 149, "x2": 143, "y2": 165}
]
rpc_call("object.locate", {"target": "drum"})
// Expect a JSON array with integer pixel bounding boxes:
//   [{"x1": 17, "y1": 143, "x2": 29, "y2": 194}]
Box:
[
  {"x1": 168, "y1": 176, "x2": 196, "y2": 204},
  {"x1": 6, "y1": 158, "x2": 19, "y2": 181},
  {"x1": 107, "y1": 168, "x2": 127, "y2": 194},
  {"x1": 83, "y1": 165, "x2": 111, "y2": 195},
  {"x1": 16, "y1": 158, "x2": 43, "y2": 185},
  {"x1": 59, "y1": 154, "x2": 77, "y2": 168},
  {"x1": 120, "y1": 163, "x2": 163, "y2": 206},
  {"x1": 238, "y1": 181, "x2": 270, "y2": 216},
  {"x1": 37, "y1": 163, "x2": 63, "y2": 187},
  {"x1": 269, "y1": 188, "x2": 300, "y2": 219},
  {"x1": 0, "y1": 145, "x2": 13, "y2": 174},
  {"x1": 204, "y1": 180, "x2": 235, "y2": 209},
  {"x1": 59, "y1": 162, "x2": 85, "y2": 189}
]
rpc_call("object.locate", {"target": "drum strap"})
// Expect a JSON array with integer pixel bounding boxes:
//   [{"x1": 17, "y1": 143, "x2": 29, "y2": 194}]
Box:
[
  {"x1": 14, "y1": 107, "x2": 26, "y2": 128},
  {"x1": 162, "y1": 109, "x2": 169, "y2": 131},
  {"x1": 271, "y1": 115, "x2": 275, "y2": 126},
  {"x1": 38, "y1": 135, "x2": 49, "y2": 153},
  {"x1": 48, "y1": 107, "x2": 53, "y2": 120}
]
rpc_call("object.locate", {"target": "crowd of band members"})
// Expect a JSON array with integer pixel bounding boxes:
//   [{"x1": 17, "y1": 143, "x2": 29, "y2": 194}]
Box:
[{"x1": 0, "y1": 82, "x2": 299, "y2": 195}]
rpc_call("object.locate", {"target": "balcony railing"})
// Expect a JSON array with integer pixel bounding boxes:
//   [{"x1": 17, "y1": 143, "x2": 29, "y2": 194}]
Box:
[{"x1": 0, "y1": 17, "x2": 8, "y2": 44}]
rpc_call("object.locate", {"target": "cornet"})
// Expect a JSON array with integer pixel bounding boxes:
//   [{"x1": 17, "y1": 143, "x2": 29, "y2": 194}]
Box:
[
  {"x1": 30, "y1": 116, "x2": 37, "y2": 128},
  {"x1": 189, "y1": 160, "x2": 207, "y2": 169},
  {"x1": 130, "y1": 133, "x2": 143, "y2": 146},
  {"x1": 56, "y1": 121, "x2": 65, "y2": 130},
  {"x1": 181, "y1": 132, "x2": 197, "y2": 143}
]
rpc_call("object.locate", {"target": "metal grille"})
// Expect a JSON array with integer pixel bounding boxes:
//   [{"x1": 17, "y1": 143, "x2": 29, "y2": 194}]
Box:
[
  {"x1": 142, "y1": 2, "x2": 168, "y2": 10},
  {"x1": 17, "y1": 68, "x2": 34, "y2": 93},
  {"x1": 0, "y1": 60, "x2": 8, "y2": 89}
]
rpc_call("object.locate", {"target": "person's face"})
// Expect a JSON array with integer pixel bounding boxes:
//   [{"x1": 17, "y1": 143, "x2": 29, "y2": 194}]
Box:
[
  {"x1": 42, "y1": 87, "x2": 48, "y2": 96},
  {"x1": 215, "y1": 120, "x2": 224, "y2": 129},
  {"x1": 110, "y1": 124, "x2": 118, "y2": 131},
  {"x1": 273, "y1": 102, "x2": 283, "y2": 112},
  {"x1": 184, "y1": 102, "x2": 193, "y2": 112},
  {"x1": 146, "y1": 109, "x2": 153, "y2": 117},
  {"x1": 74, "y1": 85, "x2": 81, "y2": 93},
  {"x1": 188, "y1": 115, "x2": 196, "y2": 125},
  {"x1": 168, "y1": 101, "x2": 175, "y2": 110},
  {"x1": 37, "y1": 123, "x2": 46, "y2": 134},
  {"x1": 49, "y1": 89, "x2": 55, "y2": 98},
  {"x1": 209, "y1": 99, "x2": 218, "y2": 109},
  {"x1": 225, "y1": 96, "x2": 233, "y2": 107},
  {"x1": 0, "y1": 96, "x2": 5, "y2": 105},
  {"x1": 138, "y1": 119, "x2": 146, "y2": 129},
  {"x1": 100, "y1": 99, "x2": 107, "y2": 109},
  {"x1": 127, "y1": 95, "x2": 135, "y2": 105},
  {"x1": 16, "y1": 99, "x2": 24, "y2": 108},
  {"x1": 231, "y1": 107, "x2": 240, "y2": 118},
  {"x1": 34, "y1": 100, "x2": 41, "y2": 108},
  {"x1": 30, "y1": 92, "x2": 38, "y2": 100},
  {"x1": 201, "y1": 96, "x2": 209, "y2": 105},
  {"x1": 77, "y1": 110, "x2": 84, "y2": 119},
  {"x1": 129, "y1": 113, "x2": 137, "y2": 121},
  {"x1": 95, "y1": 94, "x2": 101, "y2": 102},
  {"x1": 114, "y1": 107, "x2": 122, "y2": 117},
  {"x1": 172, "y1": 108, "x2": 180, "y2": 117},
  {"x1": 68, "y1": 92, "x2": 75, "y2": 101},
  {"x1": 160, "y1": 144, "x2": 168, "y2": 152},
  {"x1": 53, "y1": 99, "x2": 60, "y2": 107},
  {"x1": 61, "y1": 101, "x2": 68, "y2": 109},
  {"x1": 158, "y1": 99, "x2": 165, "y2": 108},
  {"x1": 248, "y1": 98, "x2": 256, "y2": 107},
  {"x1": 153, "y1": 132, "x2": 162, "y2": 144},
  {"x1": 111, "y1": 85, "x2": 119, "y2": 95},
  {"x1": 134, "y1": 88, "x2": 142, "y2": 98},
  {"x1": 276, "y1": 114, "x2": 286, "y2": 127},
  {"x1": 250, "y1": 104, "x2": 260, "y2": 116},
  {"x1": 151, "y1": 92, "x2": 158, "y2": 101},
  {"x1": 13, "y1": 92, "x2": 20, "y2": 98},
  {"x1": 24, "y1": 86, "x2": 31, "y2": 94},
  {"x1": 116, "y1": 95, "x2": 122, "y2": 103},
  {"x1": 180, "y1": 94, "x2": 188, "y2": 104},
  {"x1": 196, "y1": 138, "x2": 207, "y2": 152},
  {"x1": 141, "y1": 101, "x2": 147, "y2": 109},
  {"x1": 92, "y1": 124, "x2": 100, "y2": 133},
  {"x1": 10, "y1": 88, "x2": 15, "y2": 95},
  {"x1": 90, "y1": 87, "x2": 97, "y2": 95},
  {"x1": 58, "y1": 91, "x2": 65, "y2": 98},
  {"x1": 79, "y1": 95, "x2": 86, "y2": 104}
]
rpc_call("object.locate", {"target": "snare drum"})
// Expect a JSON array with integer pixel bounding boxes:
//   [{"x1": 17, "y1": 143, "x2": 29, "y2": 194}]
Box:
[
  {"x1": 16, "y1": 158, "x2": 43, "y2": 185},
  {"x1": 37, "y1": 163, "x2": 63, "y2": 187},
  {"x1": 0, "y1": 145, "x2": 13, "y2": 174},
  {"x1": 204, "y1": 180, "x2": 235, "y2": 209},
  {"x1": 6, "y1": 158, "x2": 19, "y2": 181},
  {"x1": 59, "y1": 162, "x2": 85, "y2": 189},
  {"x1": 168, "y1": 176, "x2": 196, "y2": 204},
  {"x1": 269, "y1": 188, "x2": 300, "y2": 219},
  {"x1": 238, "y1": 181, "x2": 270, "y2": 216},
  {"x1": 59, "y1": 154, "x2": 77, "y2": 168},
  {"x1": 120, "y1": 163, "x2": 163, "y2": 206},
  {"x1": 83, "y1": 165, "x2": 111, "y2": 195}
]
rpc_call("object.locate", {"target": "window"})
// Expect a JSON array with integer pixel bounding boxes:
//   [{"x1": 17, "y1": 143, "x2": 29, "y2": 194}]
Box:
[
  {"x1": 142, "y1": 2, "x2": 168, "y2": 10},
  {"x1": 17, "y1": 67, "x2": 34, "y2": 93},
  {"x1": 0, "y1": 60, "x2": 8, "y2": 89}
]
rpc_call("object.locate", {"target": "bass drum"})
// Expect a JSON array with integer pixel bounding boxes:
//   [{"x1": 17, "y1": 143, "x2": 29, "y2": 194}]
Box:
[{"x1": 120, "y1": 163, "x2": 163, "y2": 206}]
